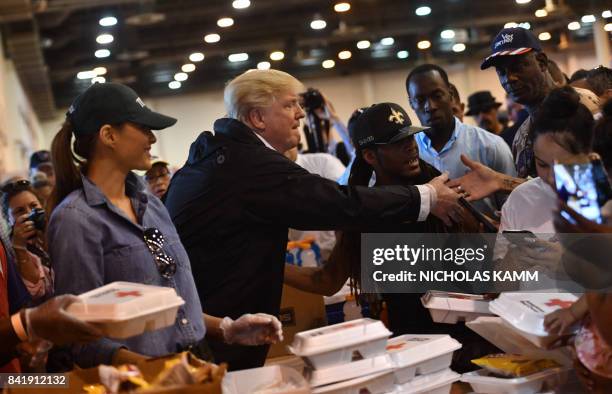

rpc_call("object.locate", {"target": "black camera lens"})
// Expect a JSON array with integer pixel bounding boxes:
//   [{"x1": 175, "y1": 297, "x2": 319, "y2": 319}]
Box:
[
  {"x1": 301, "y1": 88, "x2": 324, "y2": 111},
  {"x1": 27, "y1": 208, "x2": 46, "y2": 231}
]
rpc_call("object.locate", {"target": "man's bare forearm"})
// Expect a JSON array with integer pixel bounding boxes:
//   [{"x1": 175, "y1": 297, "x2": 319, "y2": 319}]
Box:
[{"x1": 499, "y1": 174, "x2": 527, "y2": 194}]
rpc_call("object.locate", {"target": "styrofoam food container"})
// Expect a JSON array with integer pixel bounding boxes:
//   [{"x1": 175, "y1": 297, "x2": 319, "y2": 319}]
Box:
[
  {"x1": 421, "y1": 291, "x2": 494, "y2": 324},
  {"x1": 460, "y1": 367, "x2": 570, "y2": 394},
  {"x1": 223, "y1": 365, "x2": 310, "y2": 394},
  {"x1": 386, "y1": 335, "x2": 462, "y2": 384},
  {"x1": 288, "y1": 318, "x2": 392, "y2": 369},
  {"x1": 466, "y1": 316, "x2": 573, "y2": 367},
  {"x1": 306, "y1": 354, "x2": 393, "y2": 387},
  {"x1": 312, "y1": 371, "x2": 395, "y2": 394},
  {"x1": 393, "y1": 368, "x2": 460, "y2": 394},
  {"x1": 489, "y1": 292, "x2": 578, "y2": 348},
  {"x1": 67, "y1": 282, "x2": 185, "y2": 338}
]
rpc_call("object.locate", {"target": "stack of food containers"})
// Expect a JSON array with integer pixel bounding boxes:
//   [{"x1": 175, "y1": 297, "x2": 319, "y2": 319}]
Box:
[
  {"x1": 287, "y1": 319, "x2": 463, "y2": 394},
  {"x1": 386, "y1": 335, "x2": 462, "y2": 393},
  {"x1": 288, "y1": 318, "x2": 395, "y2": 393},
  {"x1": 420, "y1": 291, "x2": 494, "y2": 324},
  {"x1": 66, "y1": 281, "x2": 185, "y2": 338}
]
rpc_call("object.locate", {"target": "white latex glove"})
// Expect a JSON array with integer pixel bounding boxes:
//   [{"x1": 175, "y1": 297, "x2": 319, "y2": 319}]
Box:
[{"x1": 220, "y1": 313, "x2": 283, "y2": 346}]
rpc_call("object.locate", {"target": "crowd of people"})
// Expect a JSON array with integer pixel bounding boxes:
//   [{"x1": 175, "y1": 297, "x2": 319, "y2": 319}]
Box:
[{"x1": 1, "y1": 26, "x2": 611, "y2": 391}]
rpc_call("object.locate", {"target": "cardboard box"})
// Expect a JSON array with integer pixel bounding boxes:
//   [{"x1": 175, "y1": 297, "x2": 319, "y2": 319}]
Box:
[
  {"x1": 6, "y1": 353, "x2": 223, "y2": 394},
  {"x1": 268, "y1": 285, "x2": 327, "y2": 358}
]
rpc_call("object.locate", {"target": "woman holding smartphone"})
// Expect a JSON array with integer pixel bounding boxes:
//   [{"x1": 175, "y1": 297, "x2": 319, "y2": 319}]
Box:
[{"x1": 47, "y1": 83, "x2": 281, "y2": 369}]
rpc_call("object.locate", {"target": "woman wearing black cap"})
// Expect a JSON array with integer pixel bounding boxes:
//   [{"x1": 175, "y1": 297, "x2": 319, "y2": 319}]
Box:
[{"x1": 47, "y1": 83, "x2": 282, "y2": 369}]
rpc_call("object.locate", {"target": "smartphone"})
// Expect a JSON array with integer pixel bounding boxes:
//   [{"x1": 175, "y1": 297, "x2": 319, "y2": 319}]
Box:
[
  {"x1": 591, "y1": 159, "x2": 612, "y2": 207},
  {"x1": 458, "y1": 197, "x2": 498, "y2": 233},
  {"x1": 502, "y1": 230, "x2": 537, "y2": 247},
  {"x1": 553, "y1": 161, "x2": 605, "y2": 224}
]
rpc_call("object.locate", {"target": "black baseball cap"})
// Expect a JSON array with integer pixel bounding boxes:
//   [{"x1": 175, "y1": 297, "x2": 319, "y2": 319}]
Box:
[
  {"x1": 480, "y1": 27, "x2": 542, "y2": 70},
  {"x1": 67, "y1": 83, "x2": 177, "y2": 135},
  {"x1": 29, "y1": 150, "x2": 52, "y2": 169},
  {"x1": 352, "y1": 103, "x2": 428, "y2": 149}
]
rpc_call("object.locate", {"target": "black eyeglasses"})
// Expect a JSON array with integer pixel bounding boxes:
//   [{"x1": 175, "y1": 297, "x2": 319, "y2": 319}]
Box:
[
  {"x1": 143, "y1": 228, "x2": 177, "y2": 279},
  {"x1": 1, "y1": 179, "x2": 31, "y2": 194}
]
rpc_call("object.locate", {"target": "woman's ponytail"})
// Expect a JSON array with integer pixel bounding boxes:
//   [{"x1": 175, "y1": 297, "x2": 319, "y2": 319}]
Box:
[{"x1": 47, "y1": 120, "x2": 83, "y2": 214}]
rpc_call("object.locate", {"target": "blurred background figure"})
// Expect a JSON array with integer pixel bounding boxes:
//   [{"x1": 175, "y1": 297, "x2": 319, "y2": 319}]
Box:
[
  {"x1": 449, "y1": 83, "x2": 465, "y2": 122},
  {"x1": 465, "y1": 91, "x2": 505, "y2": 136},
  {"x1": 28, "y1": 151, "x2": 54, "y2": 189},
  {"x1": 144, "y1": 159, "x2": 172, "y2": 199}
]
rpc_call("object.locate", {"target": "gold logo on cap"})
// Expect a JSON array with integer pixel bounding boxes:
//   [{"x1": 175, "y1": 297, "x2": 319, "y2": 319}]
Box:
[{"x1": 389, "y1": 108, "x2": 404, "y2": 125}]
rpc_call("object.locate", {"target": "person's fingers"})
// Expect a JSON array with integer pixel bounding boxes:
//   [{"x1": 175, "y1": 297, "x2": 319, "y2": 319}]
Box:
[
  {"x1": 434, "y1": 172, "x2": 449, "y2": 184},
  {"x1": 440, "y1": 214, "x2": 452, "y2": 227},
  {"x1": 446, "y1": 178, "x2": 462, "y2": 189},
  {"x1": 460, "y1": 154, "x2": 478, "y2": 170},
  {"x1": 55, "y1": 294, "x2": 82, "y2": 309}
]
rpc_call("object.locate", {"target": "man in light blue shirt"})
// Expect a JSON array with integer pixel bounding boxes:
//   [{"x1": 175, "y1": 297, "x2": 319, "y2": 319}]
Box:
[{"x1": 406, "y1": 64, "x2": 516, "y2": 213}]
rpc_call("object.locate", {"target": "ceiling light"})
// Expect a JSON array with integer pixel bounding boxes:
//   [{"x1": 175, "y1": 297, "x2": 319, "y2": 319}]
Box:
[
  {"x1": 96, "y1": 34, "x2": 114, "y2": 44},
  {"x1": 77, "y1": 70, "x2": 97, "y2": 79},
  {"x1": 356, "y1": 40, "x2": 371, "y2": 49},
  {"x1": 504, "y1": 22, "x2": 518, "y2": 28},
  {"x1": 518, "y1": 22, "x2": 531, "y2": 29},
  {"x1": 310, "y1": 18, "x2": 327, "y2": 30},
  {"x1": 397, "y1": 50, "x2": 409, "y2": 59},
  {"x1": 567, "y1": 21, "x2": 581, "y2": 30},
  {"x1": 535, "y1": 9, "x2": 548, "y2": 17},
  {"x1": 322, "y1": 59, "x2": 335, "y2": 69},
  {"x1": 334, "y1": 2, "x2": 351, "y2": 12},
  {"x1": 380, "y1": 37, "x2": 394, "y2": 46},
  {"x1": 99, "y1": 16, "x2": 117, "y2": 27},
  {"x1": 270, "y1": 51, "x2": 285, "y2": 61},
  {"x1": 415, "y1": 6, "x2": 431, "y2": 16},
  {"x1": 338, "y1": 50, "x2": 352, "y2": 60},
  {"x1": 181, "y1": 63, "x2": 196, "y2": 72},
  {"x1": 169, "y1": 81, "x2": 181, "y2": 89},
  {"x1": 605, "y1": 23, "x2": 612, "y2": 31},
  {"x1": 95, "y1": 49, "x2": 111, "y2": 58},
  {"x1": 93, "y1": 67, "x2": 107, "y2": 75},
  {"x1": 581, "y1": 15, "x2": 596, "y2": 23},
  {"x1": 232, "y1": 0, "x2": 250, "y2": 9},
  {"x1": 91, "y1": 76, "x2": 106, "y2": 84},
  {"x1": 189, "y1": 52, "x2": 205, "y2": 62},
  {"x1": 452, "y1": 43, "x2": 466, "y2": 52},
  {"x1": 228, "y1": 52, "x2": 249, "y2": 62},
  {"x1": 174, "y1": 72, "x2": 188, "y2": 81},
  {"x1": 515, "y1": 0, "x2": 531, "y2": 4},
  {"x1": 440, "y1": 29, "x2": 455, "y2": 39},
  {"x1": 417, "y1": 40, "x2": 431, "y2": 50},
  {"x1": 603, "y1": 10, "x2": 612, "y2": 18},
  {"x1": 257, "y1": 61, "x2": 271, "y2": 70},
  {"x1": 204, "y1": 33, "x2": 221, "y2": 43},
  {"x1": 217, "y1": 17, "x2": 234, "y2": 28},
  {"x1": 538, "y1": 32, "x2": 552, "y2": 41}
]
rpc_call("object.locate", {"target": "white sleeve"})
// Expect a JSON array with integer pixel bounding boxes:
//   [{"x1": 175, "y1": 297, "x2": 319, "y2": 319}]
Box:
[
  {"x1": 323, "y1": 155, "x2": 347, "y2": 181},
  {"x1": 415, "y1": 184, "x2": 436, "y2": 222}
]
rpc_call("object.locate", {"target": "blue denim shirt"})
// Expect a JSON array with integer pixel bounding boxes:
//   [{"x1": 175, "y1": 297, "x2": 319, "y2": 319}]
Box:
[
  {"x1": 48, "y1": 173, "x2": 205, "y2": 368},
  {"x1": 415, "y1": 117, "x2": 517, "y2": 179}
]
